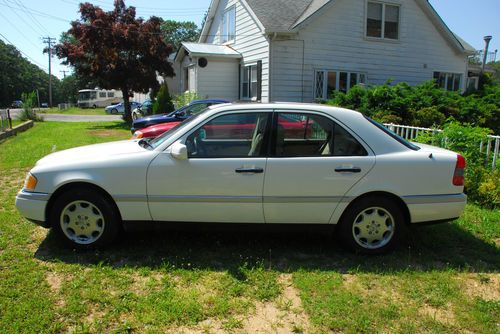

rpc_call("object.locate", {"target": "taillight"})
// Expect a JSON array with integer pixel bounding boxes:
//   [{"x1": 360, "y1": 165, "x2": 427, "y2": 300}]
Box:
[{"x1": 452, "y1": 154, "x2": 466, "y2": 186}]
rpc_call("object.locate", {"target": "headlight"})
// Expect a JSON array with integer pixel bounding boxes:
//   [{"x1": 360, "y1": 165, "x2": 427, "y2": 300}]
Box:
[
  {"x1": 24, "y1": 173, "x2": 38, "y2": 192},
  {"x1": 132, "y1": 131, "x2": 144, "y2": 139}
]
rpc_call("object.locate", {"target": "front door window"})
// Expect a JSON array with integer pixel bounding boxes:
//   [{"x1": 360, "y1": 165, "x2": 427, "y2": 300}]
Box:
[{"x1": 186, "y1": 112, "x2": 270, "y2": 158}]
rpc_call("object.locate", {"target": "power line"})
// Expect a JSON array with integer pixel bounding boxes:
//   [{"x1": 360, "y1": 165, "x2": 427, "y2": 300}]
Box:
[
  {"x1": 12, "y1": 0, "x2": 52, "y2": 35},
  {"x1": 0, "y1": 2, "x2": 262, "y2": 39},
  {"x1": 0, "y1": 32, "x2": 48, "y2": 70},
  {"x1": 1, "y1": 0, "x2": 43, "y2": 37},
  {"x1": 0, "y1": 8, "x2": 41, "y2": 49}
]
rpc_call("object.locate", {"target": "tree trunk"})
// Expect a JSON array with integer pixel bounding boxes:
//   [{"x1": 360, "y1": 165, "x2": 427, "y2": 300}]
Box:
[{"x1": 121, "y1": 87, "x2": 132, "y2": 124}]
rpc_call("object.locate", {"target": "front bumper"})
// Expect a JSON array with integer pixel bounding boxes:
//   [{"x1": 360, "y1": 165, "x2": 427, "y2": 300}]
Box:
[{"x1": 15, "y1": 191, "x2": 50, "y2": 227}]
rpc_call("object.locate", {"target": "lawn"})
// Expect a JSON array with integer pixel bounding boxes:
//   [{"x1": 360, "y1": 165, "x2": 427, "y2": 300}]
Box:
[
  {"x1": 0, "y1": 122, "x2": 498, "y2": 334},
  {"x1": 39, "y1": 107, "x2": 109, "y2": 116}
]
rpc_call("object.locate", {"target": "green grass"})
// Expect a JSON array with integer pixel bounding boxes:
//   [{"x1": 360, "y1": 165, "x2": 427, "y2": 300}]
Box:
[
  {"x1": 39, "y1": 107, "x2": 109, "y2": 115},
  {"x1": 0, "y1": 122, "x2": 498, "y2": 333}
]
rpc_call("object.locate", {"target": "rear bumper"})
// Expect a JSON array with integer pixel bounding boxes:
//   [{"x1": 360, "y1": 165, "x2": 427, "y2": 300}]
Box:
[
  {"x1": 404, "y1": 194, "x2": 467, "y2": 224},
  {"x1": 15, "y1": 191, "x2": 50, "y2": 227}
]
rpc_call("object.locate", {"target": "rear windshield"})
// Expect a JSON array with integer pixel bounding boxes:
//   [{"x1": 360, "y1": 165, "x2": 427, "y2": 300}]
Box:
[{"x1": 364, "y1": 116, "x2": 420, "y2": 151}]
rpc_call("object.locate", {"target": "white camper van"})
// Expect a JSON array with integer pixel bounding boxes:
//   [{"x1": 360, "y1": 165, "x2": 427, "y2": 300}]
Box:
[{"x1": 77, "y1": 89, "x2": 122, "y2": 108}]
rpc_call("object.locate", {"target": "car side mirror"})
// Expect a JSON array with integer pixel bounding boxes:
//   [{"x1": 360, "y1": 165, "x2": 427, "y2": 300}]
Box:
[{"x1": 170, "y1": 142, "x2": 188, "y2": 160}]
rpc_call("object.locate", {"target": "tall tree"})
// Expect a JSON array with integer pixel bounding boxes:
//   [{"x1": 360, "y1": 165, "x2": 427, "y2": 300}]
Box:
[
  {"x1": 55, "y1": 0, "x2": 174, "y2": 123},
  {"x1": 0, "y1": 40, "x2": 61, "y2": 107},
  {"x1": 160, "y1": 20, "x2": 200, "y2": 51}
]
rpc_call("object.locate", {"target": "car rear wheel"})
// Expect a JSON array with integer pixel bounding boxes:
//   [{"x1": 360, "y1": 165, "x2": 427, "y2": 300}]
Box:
[
  {"x1": 337, "y1": 196, "x2": 404, "y2": 254},
  {"x1": 50, "y1": 188, "x2": 120, "y2": 249}
]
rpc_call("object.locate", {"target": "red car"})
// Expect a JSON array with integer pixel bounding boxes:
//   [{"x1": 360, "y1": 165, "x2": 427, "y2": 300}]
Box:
[{"x1": 132, "y1": 115, "x2": 311, "y2": 139}]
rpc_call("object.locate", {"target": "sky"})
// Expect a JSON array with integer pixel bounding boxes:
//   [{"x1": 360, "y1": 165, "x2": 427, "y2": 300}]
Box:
[{"x1": 0, "y1": 0, "x2": 498, "y2": 79}]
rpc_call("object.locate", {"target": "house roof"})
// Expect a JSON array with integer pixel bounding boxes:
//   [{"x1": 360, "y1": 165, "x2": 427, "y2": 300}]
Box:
[
  {"x1": 244, "y1": 0, "x2": 313, "y2": 33},
  {"x1": 175, "y1": 42, "x2": 242, "y2": 61}
]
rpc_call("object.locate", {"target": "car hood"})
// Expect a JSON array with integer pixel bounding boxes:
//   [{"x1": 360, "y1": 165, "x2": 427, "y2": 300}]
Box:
[
  {"x1": 35, "y1": 140, "x2": 147, "y2": 168},
  {"x1": 135, "y1": 113, "x2": 177, "y2": 124}
]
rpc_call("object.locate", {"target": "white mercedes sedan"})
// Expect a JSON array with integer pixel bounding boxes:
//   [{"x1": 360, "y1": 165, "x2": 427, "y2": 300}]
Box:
[{"x1": 16, "y1": 103, "x2": 467, "y2": 253}]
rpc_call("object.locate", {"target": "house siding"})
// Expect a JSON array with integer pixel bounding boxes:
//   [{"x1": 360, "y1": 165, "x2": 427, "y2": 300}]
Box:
[
  {"x1": 197, "y1": 58, "x2": 240, "y2": 101},
  {"x1": 205, "y1": 0, "x2": 270, "y2": 102},
  {"x1": 269, "y1": 0, "x2": 467, "y2": 102}
]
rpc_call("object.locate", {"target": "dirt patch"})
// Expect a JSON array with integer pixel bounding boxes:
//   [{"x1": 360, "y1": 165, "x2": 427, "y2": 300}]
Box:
[
  {"x1": 87, "y1": 129, "x2": 127, "y2": 138},
  {"x1": 419, "y1": 303, "x2": 456, "y2": 325},
  {"x1": 241, "y1": 274, "x2": 311, "y2": 334},
  {"x1": 46, "y1": 271, "x2": 66, "y2": 307},
  {"x1": 129, "y1": 272, "x2": 164, "y2": 296},
  {"x1": 461, "y1": 274, "x2": 500, "y2": 301}
]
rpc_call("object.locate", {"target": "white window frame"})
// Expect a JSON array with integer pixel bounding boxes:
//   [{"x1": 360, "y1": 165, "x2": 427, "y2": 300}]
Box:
[
  {"x1": 365, "y1": 1, "x2": 400, "y2": 41},
  {"x1": 433, "y1": 71, "x2": 463, "y2": 92},
  {"x1": 314, "y1": 70, "x2": 367, "y2": 99},
  {"x1": 241, "y1": 64, "x2": 258, "y2": 101},
  {"x1": 221, "y1": 6, "x2": 236, "y2": 44}
]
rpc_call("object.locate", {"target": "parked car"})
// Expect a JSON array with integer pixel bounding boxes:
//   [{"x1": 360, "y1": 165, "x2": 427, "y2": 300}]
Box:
[
  {"x1": 105, "y1": 101, "x2": 141, "y2": 114},
  {"x1": 131, "y1": 100, "x2": 154, "y2": 120},
  {"x1": 16, "y1": 103, "x2": 467, "y2": 253},
  {"x1": 132, "y1": 114, "x2": 311, "y2": 139},
  {"x1": 131, "y1": 99, "x2": 228, "y2": 133},
  {"x1": 40, "y1": 102, "x2": 48, "y2": 108},
  {"x1": 11, "y1": 100, "x2": 23, "y2": 108}
]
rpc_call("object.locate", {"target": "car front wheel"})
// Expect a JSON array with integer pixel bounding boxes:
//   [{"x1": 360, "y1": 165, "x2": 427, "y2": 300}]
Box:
[
  {"x1": 337, "y1": 196, "x2": 405, "y2": 254},
  {"x1": 50, "y1": 188, "x2": 120, "y2": 249}
]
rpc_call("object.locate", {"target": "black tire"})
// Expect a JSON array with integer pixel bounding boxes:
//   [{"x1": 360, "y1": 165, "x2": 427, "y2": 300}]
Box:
[
  {"x1": 92, "y1": 104, "x2": 97, "y2": 109},
  {"x1": 111, "y1": 108, "x2": 118, "y2": 114},
  {"x1": 50, "y1": 188, "x2": 121, "y2": 249},
  {"x1": 337, "y1": 196, "x2": 405, "y2": 254}
]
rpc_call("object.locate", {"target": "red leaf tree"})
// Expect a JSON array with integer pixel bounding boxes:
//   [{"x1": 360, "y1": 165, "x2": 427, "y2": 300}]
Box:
[{"x1": 55, "y1": 0, "x2": 174, "y2": 123}]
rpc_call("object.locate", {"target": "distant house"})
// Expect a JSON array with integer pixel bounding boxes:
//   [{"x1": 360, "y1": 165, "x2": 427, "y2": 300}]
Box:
[{"x1": 172, "y1": 0, "x2": 476, "y2": 102}]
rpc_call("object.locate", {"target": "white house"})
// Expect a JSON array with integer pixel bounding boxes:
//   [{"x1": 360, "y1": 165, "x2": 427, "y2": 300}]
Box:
[{"x1": 173, "y1": 0, "x2": 476, "y2": 102}]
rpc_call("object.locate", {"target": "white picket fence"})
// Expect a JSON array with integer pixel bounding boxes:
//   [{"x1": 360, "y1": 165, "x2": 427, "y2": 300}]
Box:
[
  {"x1": 0, "y1": 109, "x2": 9, "y2": 132},
  {"x1": 384, "y1": 123, "x2": 500, "y2": 170}
]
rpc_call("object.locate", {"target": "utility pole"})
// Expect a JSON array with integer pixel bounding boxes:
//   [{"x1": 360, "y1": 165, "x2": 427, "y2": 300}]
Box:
[
  {"x1": 60, "y1": 70, "x2": 68, "y2": 78},
  {"x1": 42, "y1": 36, "x2": 56, "y2": 107}
]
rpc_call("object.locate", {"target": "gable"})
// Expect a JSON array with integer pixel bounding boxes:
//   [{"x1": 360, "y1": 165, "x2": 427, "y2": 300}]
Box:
[{"x1": 200, "y1": 0, "x2": 474, "y2": 55}]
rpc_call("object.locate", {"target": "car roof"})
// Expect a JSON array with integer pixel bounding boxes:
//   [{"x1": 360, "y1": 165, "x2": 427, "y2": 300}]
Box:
[{"x1": 189, "y1": 99, "x2": 229, "y2": 104}]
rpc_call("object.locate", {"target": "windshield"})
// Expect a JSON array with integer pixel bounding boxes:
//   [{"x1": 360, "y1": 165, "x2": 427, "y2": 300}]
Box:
[
  {"x1": 148, "y1": 113, "x2": 205, "y2": 149},
  {"x1": 365, "y1": 116, "x2": 420, "y2": 151},
  {"x1": 78, "y1": 91, "x2": 96, "y2": 101}
]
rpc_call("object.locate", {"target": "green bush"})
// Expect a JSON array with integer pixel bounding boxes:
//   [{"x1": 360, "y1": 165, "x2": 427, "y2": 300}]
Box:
[
  {"x1": 173, "y1": 91, "x2": 202, "y2": 109},
  {"x1": 152, "y1": 82, "x2": 175, "y2": 115},
  {"x1": 19, "y1": 91, "x2": 43, "y2": 122},
  {"x1": 325, "y1": 80, "x2": 499, "y2": 133},
  {"x1": 415, "y1": 122, "x2": 498, "y2": 208}
]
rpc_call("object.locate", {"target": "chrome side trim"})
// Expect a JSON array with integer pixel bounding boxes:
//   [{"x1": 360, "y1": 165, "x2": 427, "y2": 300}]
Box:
[
  {"x1": 16, "y1": 191, "x2": 50, "y2": 201},
  {"x1": 114, "y1": 194, "x2": 351, "y2": 204},
  {"x1": 113, "y1": 195, "x2": 148, "y2": 202},
  {"x1": 148, "y1": 195, "x2": 262, "y2": 203},
  {"x1": 403, "y1": 193, "x2": 467, "y2": 205},
  {"x1": 264, "y1": 196, "x2": 351, "y2": 203}
]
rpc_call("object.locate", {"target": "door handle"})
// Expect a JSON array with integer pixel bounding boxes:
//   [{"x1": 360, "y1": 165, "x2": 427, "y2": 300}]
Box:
[
  {"x1": 335, "y1": 167, "x2": 362, "y2": 173},
  {"x1": 235, "y1": 167, "x2": 264, "y2": 174}
]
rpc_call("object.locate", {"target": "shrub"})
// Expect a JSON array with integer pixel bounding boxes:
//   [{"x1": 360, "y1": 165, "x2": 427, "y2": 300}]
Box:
[
  {"x1": 411, "y1": 106, "x2": 446, "y2": 128},
  {"x1": 19, "y1": 91, "x2": 43, "y2": 122},
  {"x1": 415, "y1": 122, "x2": 498, "y2": 208},
  {"x1": 152, "y1": 82, "x2": 175, "y2": 115},
  {"x1": 173, "y1": 91, "x2": 202, "y2": 109},
  {"x1": 324, "y1": 80, "x2": 499, "y2": 133}
]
